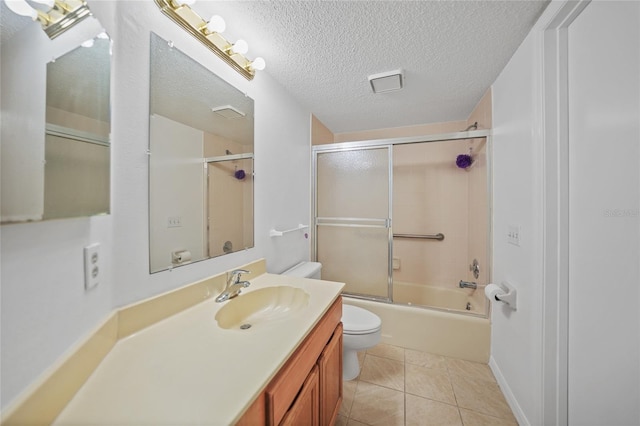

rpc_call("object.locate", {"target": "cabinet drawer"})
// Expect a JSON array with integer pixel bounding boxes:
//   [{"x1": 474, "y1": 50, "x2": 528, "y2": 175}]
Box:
[{"x1": 266, "y1": 297, "x2": 342, "y2": 425}]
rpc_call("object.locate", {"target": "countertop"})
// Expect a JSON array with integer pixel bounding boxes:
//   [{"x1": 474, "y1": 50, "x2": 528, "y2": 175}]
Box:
[{"x1": 53, "y1": 273, "x2": 344, "y2": 425}]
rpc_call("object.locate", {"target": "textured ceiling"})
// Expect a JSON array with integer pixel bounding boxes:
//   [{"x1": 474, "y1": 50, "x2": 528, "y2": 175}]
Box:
[
  {"x1": 150, "y1": 33, "x2": 255, "y2": 146},
  {"x1": 192, "y1": 0, "x2": 549, "y2": 134},
  {"x1": 1, "y1": 1, "x2": 550, "y2": 136}
]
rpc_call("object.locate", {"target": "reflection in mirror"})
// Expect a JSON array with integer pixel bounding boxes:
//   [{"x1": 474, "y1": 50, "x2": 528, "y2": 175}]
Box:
[
  {"x1": 149, "y1": 33, "x2": 254, "y2": 273},
  {"x1": 0, "y1": 23, "x2": 111, "y2": 224},
  {"x1": 44, "y1": 34, "x2": 111, "y2": 219}
]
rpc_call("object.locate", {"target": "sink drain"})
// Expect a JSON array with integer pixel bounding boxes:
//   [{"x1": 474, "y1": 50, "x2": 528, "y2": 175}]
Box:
[{"x1": 240, "y1": 324, "x2": 252, "y2": 330}]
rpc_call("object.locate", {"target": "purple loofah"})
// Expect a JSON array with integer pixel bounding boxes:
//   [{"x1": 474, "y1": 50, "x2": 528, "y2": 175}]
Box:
[
  {"x1": 456, "y1": 154, "x2": 474, "y2": 169},
  {"x1": 234, "y1": 169, "x2": 246, "y2": 180}
]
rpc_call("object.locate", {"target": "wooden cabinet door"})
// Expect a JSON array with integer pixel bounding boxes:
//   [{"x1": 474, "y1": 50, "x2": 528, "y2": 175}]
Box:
[
  {"x1": 318, "y1": 323, "x2": 343, "y2": 426},
  {"x1": 280, "y1": 365, "x2": 320, "y2": 426}
]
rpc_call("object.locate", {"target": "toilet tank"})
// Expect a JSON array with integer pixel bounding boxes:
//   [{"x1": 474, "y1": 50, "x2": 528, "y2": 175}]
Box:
[{"x1": 281, "y1": 262, "x2": 322, "y2": 279}]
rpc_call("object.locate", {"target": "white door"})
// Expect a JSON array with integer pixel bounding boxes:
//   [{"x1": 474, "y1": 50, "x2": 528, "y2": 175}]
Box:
[{"x1": 567, "y1": 1, "x2": 640, "y2": 424}]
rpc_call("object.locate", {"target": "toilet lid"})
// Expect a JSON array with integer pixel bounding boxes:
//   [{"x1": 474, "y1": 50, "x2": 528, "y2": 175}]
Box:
[{"x1": 342, "y1": 305, "x2": 382, "y2": 335}]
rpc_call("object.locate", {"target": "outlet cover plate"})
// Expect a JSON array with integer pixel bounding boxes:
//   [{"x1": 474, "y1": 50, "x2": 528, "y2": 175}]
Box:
[{"x1": 84, "y1": 243, "x2": 101, "y2": 290}]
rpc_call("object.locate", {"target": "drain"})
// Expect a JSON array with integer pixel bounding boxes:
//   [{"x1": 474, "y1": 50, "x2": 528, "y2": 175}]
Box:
[{"x1": 240, "y1": 324, "x2": 252, "y2": 330}]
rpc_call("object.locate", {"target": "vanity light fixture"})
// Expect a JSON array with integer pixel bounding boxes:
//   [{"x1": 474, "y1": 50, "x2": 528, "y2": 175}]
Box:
[
  {"x1": 153, "y1": 0, "x2": 266, "y2": 80},
  {"x1": 3, "y1": 0, "x2": 93, "y2": 39}
]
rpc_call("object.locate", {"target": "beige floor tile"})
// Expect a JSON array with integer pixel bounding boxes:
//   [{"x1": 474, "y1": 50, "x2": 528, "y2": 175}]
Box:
[
  {"x1": 405, "y1": 349, "x2": 448, "y2": 371},
  {"x1": 340, "y1": 378, "x2": 358, "y2": 417},
  {"x1": 366, "y1": 343, "x2": 405, "y2": 361},
  {"x1": 406, "y1": 394, "x2": 463, "y2": 426},
  {"x1": 336, "y1": 414, "x2": 349, "y2": 426},
  {"x1": 459, "y1": 408, "x2": 518, "y2": 426},
  {"x1": 359, "y1": 354, "x2": 404, "y2": 391},
  {"x1": 405, "y1": 363, "x2": 456, "y2": 405},
  {"x1": 346, "y1": 419, "x2": 370, "y2": 426},
  {"x1": 450, "y1": 374, "x2": 515, "y2": 420},
  {"x1": 349, "y1": 381, "x2": 405, "y2": 426},
  {"x1": 446, "y1": 358, "x2": 495, "y2": 383}
]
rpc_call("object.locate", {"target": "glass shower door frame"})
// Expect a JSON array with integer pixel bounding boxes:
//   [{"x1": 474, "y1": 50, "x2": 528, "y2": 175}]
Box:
[{"x1": 312, "y1": 145, "x2": 394, "y2": 302}]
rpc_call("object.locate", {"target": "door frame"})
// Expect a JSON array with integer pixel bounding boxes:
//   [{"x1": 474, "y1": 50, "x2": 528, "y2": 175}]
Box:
[{"x1": 539, "y1": 1, "x2": 591, "y2": 425}]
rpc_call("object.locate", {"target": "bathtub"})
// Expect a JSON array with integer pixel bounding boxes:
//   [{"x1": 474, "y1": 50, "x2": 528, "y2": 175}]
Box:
[
  {"x1": 392, "y1": 280, "x2": 486, "y2": 316},
  {"x1": 344, "y1": 288, "x2": 490, "y2": 363}
]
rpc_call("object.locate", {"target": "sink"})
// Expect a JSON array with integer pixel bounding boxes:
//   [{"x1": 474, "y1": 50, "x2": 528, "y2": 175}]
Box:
[{"x1": 215, "y1": 286, "x2": 310, "y2": 330}]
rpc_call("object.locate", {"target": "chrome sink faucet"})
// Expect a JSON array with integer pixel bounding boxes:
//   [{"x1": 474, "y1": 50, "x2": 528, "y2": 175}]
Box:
[
  {"x1": 215, "y1": 269, "x2": 251, "y2": 303},
  {"x1": 459, "y1": 280, "x2": 477, "y2": 289}
]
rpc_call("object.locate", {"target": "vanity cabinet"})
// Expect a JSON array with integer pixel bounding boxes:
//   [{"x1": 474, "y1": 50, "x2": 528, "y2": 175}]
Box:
[{"x1": 237, "y1": 297, "x2": 343, "y2": 426}]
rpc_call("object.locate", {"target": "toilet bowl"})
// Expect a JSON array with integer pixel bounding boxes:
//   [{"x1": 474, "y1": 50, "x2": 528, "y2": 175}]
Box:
[
  {"x1": 281, "y1": 262, "x2": 382, "y2": 380},
  {"x1": 342, "y1": 304, "x2": 382, "y2": 380}
]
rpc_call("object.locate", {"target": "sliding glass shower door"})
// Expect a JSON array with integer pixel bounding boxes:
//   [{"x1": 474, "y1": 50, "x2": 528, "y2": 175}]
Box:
[{"x1": 314, "y1": 147, "x2": 392, "y2": 300}]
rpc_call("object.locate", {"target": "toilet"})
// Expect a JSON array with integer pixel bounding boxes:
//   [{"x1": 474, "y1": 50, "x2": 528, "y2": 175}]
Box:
[{"x1": 282, "y1": 262, "x2": 382, "y2": 380}]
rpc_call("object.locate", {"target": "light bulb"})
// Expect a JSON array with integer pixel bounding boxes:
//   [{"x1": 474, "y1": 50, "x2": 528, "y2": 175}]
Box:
[
  {"x1": 4, "y1": 0, "x2": 38, "y2": 19},
  {"x1": 250, "y1": 57, "x2": 266, "y2": 71},
  {"x1": 231, "y1": 39, "x2": 248, "y2": 55},
  {"x1": 206, "y1": 15, "x2": 225, "y2": 33}
]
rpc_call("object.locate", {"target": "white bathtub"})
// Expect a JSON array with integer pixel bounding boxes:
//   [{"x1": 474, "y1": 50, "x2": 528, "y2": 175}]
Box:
[
  {"x1": 344, "y1": 290, "x2": 490, "y2": 363},
  {"x1": 392, "y1": 280, "x2": 486, "y2": 316}
]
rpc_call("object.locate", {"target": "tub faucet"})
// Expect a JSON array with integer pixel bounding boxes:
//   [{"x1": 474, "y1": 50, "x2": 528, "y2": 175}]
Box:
[
  {"x1": 215, "y1": 269, "x2": 251, "y2": 303},
  {"x1": 459, "y1": 280, "x2": 477, "y2": 289}
]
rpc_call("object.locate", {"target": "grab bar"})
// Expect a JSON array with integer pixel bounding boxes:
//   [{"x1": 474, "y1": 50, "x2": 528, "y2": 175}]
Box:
[{"x1": 393, "y1": 233, "x2": 445, "y2": 241}]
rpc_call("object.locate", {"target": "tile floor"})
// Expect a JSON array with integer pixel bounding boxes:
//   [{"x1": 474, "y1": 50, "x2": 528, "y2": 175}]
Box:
[{"x1": 337, "y1": 343, "x2": 518, "y2": 426}]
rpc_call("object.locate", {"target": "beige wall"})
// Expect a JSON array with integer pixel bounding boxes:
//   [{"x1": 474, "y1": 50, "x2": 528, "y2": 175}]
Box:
[
  {"x1": 334, "y1": 120, "x2": 467, "y2": 143},
  {"x1": 311, "y1": 115, "x2": 334, "y2": 145},
  {"x1": 466, "y1": 88, "x2": 492, "y2": 130},
  {"x1": 392, "y1": 140, "x2": 470, "y2": 288},
  {"x1": 311, "y1": 88, "x2": 491, "y2": 146}
]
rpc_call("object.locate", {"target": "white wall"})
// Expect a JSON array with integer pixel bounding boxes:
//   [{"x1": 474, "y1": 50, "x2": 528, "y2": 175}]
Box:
[
  {"x1": 149, "y1": 114, "x2": 205, "y2": 272},
  {"x1": 1, "y1": 0, "x2": 312, "y2": 409},
  {"x1": 491, "y1": 1, "x2": 640, "y2": 425},
  {"x1": 490, "y1": 30, "x2": 544, "y2": 425},
  {"x1": 567, "y1": 2, "x2": 639, "y2": 424}
]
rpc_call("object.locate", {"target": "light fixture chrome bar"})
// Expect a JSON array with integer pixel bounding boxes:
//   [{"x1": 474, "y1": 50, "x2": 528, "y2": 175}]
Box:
[{"x1": 153, "y1": 0, "x2": 255, "y2": 80}]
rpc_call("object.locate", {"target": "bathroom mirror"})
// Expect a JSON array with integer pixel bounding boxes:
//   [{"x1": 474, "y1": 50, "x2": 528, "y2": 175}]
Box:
[
  {"x1": 149, "y1": 33, "x2": 255, "y2": 273},
  {"x1": 0, "y1": 24, "x2": 112, "y2": 224}
]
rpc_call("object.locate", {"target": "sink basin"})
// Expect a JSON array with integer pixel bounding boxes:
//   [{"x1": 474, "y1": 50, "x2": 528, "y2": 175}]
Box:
[{"x1": 215, "y1": 286, "x2": 310, "y2": 330}]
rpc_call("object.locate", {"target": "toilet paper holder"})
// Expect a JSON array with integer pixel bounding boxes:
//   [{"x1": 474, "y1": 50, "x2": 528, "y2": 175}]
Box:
[{"x1": 485, "y1": 281, "x2": 517, "y2": 310}]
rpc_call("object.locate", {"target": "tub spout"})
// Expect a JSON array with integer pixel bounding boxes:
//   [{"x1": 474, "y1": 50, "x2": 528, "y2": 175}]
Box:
[{"x1": 459, "y1": 280, "x2": 477, "y2": 289}]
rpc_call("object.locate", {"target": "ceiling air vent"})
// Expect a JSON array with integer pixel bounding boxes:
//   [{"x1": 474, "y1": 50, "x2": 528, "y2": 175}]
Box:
[
  {"x1": 368, "y1": 69, "x2": 404, "y2": 94},
  {"x1": 211, "y1": 105, "x2": 246, "y2": 119}
]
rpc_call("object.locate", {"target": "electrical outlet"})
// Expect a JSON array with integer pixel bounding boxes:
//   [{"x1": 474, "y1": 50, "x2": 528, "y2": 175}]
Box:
[
  {"x1": 167, "y1": 216, "x2": 182, "y2": 228},
  {"x1": 507, "y1": 225, "x2": 521, "y2": 246},
  {"x1": 84, "y1": 243, "x2": 101, "y2": 290}
]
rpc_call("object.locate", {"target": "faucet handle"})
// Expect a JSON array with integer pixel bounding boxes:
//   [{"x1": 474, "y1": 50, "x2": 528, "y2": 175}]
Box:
[{"x1": 228, "y1": 269, "x2": 250, "y2": 284}]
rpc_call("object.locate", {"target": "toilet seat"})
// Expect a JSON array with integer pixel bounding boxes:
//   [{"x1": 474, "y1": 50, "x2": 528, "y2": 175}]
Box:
[{"x1": 342, "y1": 305, "x2": 382, "y2": 335}]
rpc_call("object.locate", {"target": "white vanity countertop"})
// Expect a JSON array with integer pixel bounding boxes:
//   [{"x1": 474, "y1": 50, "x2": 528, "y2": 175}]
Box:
[{"x1": 54, "y1": 273, "x2": 344, "y2": 425}]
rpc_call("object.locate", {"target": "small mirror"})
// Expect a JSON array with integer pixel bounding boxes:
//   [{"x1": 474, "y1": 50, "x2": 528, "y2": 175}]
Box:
[
  {"x1": 0, "y1": 27, "x2": 112, "y2": 223},
  {"x1": 44, "y1": 35, "x2": 111, "y2": 219},
  {"x1": 149, "y1": 33, "x2": 254, "y2": 273}
]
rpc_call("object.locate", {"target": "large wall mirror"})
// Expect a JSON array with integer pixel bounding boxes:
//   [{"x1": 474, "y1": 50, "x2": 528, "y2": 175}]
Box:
[
  {"x1": 149, "y1": 33, "x2": 255, "y2": 273},
  {"x1": 0, "y1": 14, "x2": 112, "y2": 224}
]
